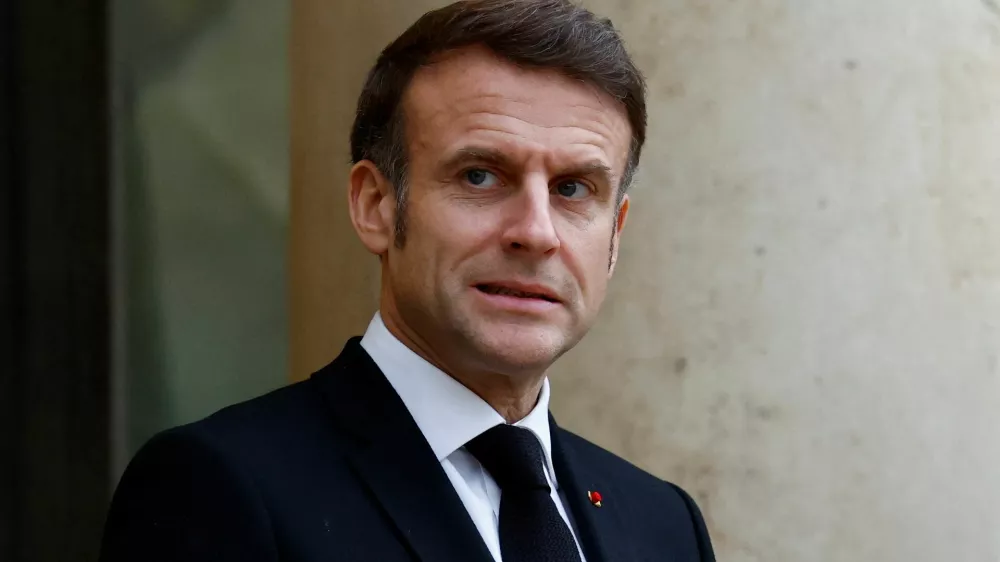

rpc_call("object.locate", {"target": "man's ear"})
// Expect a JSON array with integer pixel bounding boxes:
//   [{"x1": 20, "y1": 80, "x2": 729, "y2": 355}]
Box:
[
  {"x1": 347, "y1": 160, "x2": 395, "y2": 256},
  {"x1": 608, "y1": 195, "x2": 629, "y2": 276}
]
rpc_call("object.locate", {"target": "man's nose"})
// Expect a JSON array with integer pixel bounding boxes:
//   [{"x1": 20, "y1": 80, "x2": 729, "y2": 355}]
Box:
[{"x1": 501, "y1": 176, "x2": 560, "y2": 255}]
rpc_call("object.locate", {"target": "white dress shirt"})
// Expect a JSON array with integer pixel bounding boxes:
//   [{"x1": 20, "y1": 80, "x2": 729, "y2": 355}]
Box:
[{"x1": 360, "y1": 313, "x2": 587, "y2": 562}]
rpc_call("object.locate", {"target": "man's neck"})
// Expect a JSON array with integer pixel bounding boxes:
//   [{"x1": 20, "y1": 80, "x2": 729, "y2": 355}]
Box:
[
  {"x1": 378, "y1": 311, "x2": 545, "y2": 423},
  {"x1": 457, "y1": 374, "x2": 544, "y2": 424}
]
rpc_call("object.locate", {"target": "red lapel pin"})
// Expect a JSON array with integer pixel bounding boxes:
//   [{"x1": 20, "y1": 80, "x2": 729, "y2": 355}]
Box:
[{"x1": 587, "y1": 490, "x2": 603, "y2": 508}]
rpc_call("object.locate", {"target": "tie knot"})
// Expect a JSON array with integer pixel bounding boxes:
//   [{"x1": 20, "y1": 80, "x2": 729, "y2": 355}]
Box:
[{"x1": 465, "y1": 424, "x2": 550, "y2": 492}]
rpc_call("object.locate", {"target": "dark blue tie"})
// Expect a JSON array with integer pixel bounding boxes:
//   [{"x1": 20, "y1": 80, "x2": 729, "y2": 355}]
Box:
[{"x1": 465, "y1": 424, "x2": 582, "y2": 562}]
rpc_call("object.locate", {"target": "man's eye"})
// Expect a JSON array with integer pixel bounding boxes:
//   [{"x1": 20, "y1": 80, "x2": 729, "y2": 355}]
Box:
[
  {"x1": 464, "y1": 169, "x2": 499, "y2": 188},
  {"x1": 554, "y1": 180, "x2": 588, "y2": 199}
]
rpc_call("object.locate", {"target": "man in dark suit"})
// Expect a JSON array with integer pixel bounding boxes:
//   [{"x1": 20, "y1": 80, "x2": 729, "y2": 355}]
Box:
[{"x1": 100, "y1": 1, "x2": 716, "y2": 561}]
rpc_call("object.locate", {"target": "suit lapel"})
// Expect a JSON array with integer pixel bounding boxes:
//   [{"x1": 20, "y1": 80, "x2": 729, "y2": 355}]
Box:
[
  {"x1": 551, "y1": 415, "x2": 635, "y2": 562},
  {"x1": 312, "y1": 339, "x2": 494, "y2": 562}
]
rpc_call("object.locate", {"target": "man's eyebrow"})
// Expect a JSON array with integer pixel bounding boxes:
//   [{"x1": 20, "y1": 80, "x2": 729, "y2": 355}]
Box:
[
  {"x1": 443, "y1": 146, "x2": 616, "y2": 187},
  {"x1": 442, "y1": 146, "x2": 515, "y2": 170},
  {"x1": 562, "y1": 160, "x2": 615, "y2": 188}
]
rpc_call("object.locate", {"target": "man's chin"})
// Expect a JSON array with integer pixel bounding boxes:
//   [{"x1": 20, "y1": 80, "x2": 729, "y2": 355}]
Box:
[{"x1": 469, "y1": 328, "x2": 567, "y2": 373}]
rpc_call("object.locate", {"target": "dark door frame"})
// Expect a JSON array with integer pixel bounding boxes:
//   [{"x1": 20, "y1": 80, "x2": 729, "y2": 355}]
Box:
[{"x1": 0, "y1": 0, "x2": 112, "y2": 560}]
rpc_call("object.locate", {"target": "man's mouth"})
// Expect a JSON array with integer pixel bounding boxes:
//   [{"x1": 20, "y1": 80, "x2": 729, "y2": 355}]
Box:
[{"x1": 474, "y1": 284, "x2": 560, "y2": 303}]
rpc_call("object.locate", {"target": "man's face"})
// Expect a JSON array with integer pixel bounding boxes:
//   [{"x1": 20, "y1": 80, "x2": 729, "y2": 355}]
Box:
[{"x1": 377, "y1": 47, "x2": 631, "y2": 377}]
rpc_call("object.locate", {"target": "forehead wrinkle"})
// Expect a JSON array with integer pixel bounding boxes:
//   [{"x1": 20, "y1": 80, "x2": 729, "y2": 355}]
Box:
[
  {"x1": 414, "y1": 82, "x2": 626, "y2": 134},
  {"x1": 451, "y1": 128, "x2": 614, "y2": 165},
  {"x1": 438, "y1": 111, "x2": 622, "y2": 164},
  {"x1": 440, "y1": 94, "x2": 625, "y2": 142}
]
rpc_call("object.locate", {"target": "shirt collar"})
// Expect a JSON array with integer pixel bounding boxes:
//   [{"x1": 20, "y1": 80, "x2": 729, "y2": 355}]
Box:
[{"x1": 359, "y1": 312, "x2": 558, "y2": 485}]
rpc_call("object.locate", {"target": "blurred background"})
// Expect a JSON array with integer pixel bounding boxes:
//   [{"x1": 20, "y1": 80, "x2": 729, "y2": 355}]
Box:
[
  {"x1": 110, "y1": 0, "x2": 288, "y2": 471},
  {"x1": 2, "y1": 0, "x2": 999, "y2": 561},
  {"x1": 3, "y1": 0, "x2": 289, "y2": 559}
]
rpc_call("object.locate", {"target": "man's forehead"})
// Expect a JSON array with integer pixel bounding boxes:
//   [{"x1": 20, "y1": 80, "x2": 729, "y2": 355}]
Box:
[
  {"x1": 407, "y1": 48, "x2": 623, "y2": 121},
  {"x1": 402, "y1": 47, "x2": 632, "y2": 168}
]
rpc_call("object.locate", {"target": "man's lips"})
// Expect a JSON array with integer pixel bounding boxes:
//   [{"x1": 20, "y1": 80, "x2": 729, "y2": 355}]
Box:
[{"x1": 473, "y1": 282, "x2": 562, "y2": 303}]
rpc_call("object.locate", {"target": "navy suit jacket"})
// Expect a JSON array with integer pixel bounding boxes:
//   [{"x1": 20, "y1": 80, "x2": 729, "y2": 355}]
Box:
[{"x1": 100, "y1": 338, "x2": 715, "y2": 562}]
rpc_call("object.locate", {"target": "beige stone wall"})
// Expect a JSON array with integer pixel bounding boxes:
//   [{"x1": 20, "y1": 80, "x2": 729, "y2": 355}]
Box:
[{"x1": 291, "y1": 1, "x2": 1000, "y2": 559}]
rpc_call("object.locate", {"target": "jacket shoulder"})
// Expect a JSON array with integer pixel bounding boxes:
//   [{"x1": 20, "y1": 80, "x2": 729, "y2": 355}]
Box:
[
  {"x1": 133, "y1": 376, "x2": 341, "y2": 485},
  {"x1": 192, "y1": 379, "x2": 322, "y2": 439},
  {"x1": 556, "y1": 427, "x2": 675, "y2": 490}
]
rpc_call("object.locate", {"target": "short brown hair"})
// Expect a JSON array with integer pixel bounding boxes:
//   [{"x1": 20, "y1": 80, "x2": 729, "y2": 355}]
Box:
[{"x1": 350, "y1": 0, "x2": 647, "y2": 244}]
